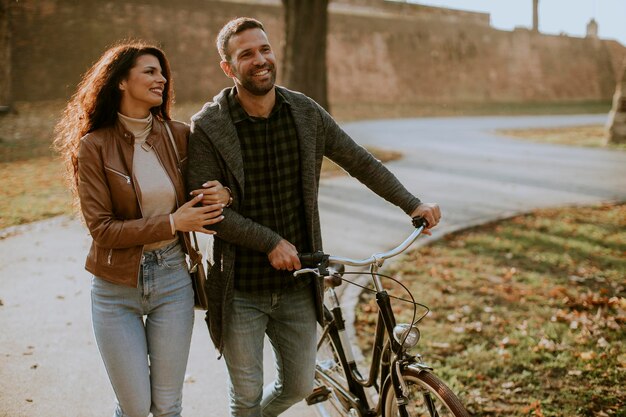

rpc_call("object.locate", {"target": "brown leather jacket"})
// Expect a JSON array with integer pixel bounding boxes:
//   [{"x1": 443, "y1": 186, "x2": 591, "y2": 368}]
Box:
[{"x1": 77, "y1": 118, "x2": 199, "y2": 287}]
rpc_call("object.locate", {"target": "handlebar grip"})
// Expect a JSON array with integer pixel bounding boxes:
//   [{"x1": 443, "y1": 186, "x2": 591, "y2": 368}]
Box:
[
  {"x1": 412, "y1": 216, "x2": 429, "y2": 229},
  {"x1": 298, "y1": 251, "x2": 326, "y2": 268}
]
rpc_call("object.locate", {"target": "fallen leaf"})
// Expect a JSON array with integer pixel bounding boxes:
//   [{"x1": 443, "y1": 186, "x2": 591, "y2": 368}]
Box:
[
  {"x1": 579, "y1": 351, "x2": 596, "y2": 361},
  {"x1": 534, "y1": 337, "x2": 556, "y2": 352},
  {"x1": 446, "y1": 313, "x2": 459, "y2": 322}
]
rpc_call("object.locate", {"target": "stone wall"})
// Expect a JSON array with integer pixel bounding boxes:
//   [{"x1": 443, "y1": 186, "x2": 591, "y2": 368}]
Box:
[
  {"x1": 5, "y1": 0, "x2": 625, "y2": 107},
  {"x1": 7, "y1": 0, "x2": 284, "y2": 103},
  {"x1": 327, "y1": 14, "x2": 620, "y2": 106}
]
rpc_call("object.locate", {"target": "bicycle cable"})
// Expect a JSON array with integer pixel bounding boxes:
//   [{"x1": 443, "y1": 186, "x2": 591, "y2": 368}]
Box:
[{"x1": 334, "y1": 271, "x2": 430, "y2": 327}]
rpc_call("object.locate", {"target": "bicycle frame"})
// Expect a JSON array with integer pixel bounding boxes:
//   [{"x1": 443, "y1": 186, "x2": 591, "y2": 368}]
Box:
[
  {"x1": 319, "y1": 275, "x2": 426, "y2": 417},
  {"x1": 305, "y1": 222, "x2": 429, "y2": 417}
]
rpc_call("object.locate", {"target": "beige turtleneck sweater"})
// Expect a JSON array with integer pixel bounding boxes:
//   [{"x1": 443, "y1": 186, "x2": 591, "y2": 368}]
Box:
[{"x1": 118, "y1": 112, "x2": 177, "y2": 251}]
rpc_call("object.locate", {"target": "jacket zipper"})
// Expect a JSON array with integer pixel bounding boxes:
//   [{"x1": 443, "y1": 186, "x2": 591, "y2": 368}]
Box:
[
  {"x1": 104, "y1": 166, "x2": 131, "y2": 184},
  {"x1": 103, "y1": 167, "x2": 131, "y2": 266}
]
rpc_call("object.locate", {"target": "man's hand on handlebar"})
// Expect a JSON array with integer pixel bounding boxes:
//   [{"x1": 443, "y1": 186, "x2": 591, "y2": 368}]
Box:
[
  {"x1": 294, "y1": 216, "x2": 430, "y2": 278},
  {"x1": 411, "y1": 202, "x2": 441, "y2": 235},
  {"x1": 268, "y1": 239, "x2": 302, "y2": 271}
]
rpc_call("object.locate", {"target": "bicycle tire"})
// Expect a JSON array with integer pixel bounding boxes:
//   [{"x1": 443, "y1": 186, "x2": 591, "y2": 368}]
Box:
[{"x1": 382, "y1": 367, "x2": 470, "y2": 417}]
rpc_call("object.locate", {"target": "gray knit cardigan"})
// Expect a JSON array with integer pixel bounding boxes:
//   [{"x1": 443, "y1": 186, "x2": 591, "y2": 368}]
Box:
[{"x1": 186, "y1": 86, "x2": 421, "y2": 353}]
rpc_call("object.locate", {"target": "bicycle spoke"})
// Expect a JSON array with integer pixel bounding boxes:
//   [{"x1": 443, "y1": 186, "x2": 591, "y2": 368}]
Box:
[
  {"x1": 312, "y1": 327, "x2": 350, "y2": 417},
  {"x1": 423, "y1": 392, "x2": 440, "y2": 417}
]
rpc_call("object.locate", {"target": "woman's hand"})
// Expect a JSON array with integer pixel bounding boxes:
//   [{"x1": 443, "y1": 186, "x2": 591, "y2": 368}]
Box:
[
  {"x1": 172, "y1": 194, "x2": 224, "y2": 234},
  {"x1": 189, "y1": 180, "x2": 232, "y2": 207}
]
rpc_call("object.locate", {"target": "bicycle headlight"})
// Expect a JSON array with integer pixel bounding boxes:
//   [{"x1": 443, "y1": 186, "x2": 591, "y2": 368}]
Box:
[{"x1": 393, "y1": 323, "x2": 420, "y2": 348}]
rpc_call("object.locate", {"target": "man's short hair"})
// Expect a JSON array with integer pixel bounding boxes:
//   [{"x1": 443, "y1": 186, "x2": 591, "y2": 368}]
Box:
[{"x1": 216, "y1": 17, "x2": 266, "y2": 62}]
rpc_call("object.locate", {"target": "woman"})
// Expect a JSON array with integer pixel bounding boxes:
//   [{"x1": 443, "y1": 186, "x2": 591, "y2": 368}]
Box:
[{"x1": 54, "y1": 42, "x2": 229, "y2": 417}]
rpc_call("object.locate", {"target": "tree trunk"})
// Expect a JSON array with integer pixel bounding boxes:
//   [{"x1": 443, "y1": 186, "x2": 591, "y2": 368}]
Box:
[
  {"x1": 281, "y1": 0, "x2": 329, "y2": 111},
  {"x1": 0, "y1": 0, "x2": 12, "y2": 111},
  {"x1": 606, "y1": 59, "x2": 626, "y2": 144}
]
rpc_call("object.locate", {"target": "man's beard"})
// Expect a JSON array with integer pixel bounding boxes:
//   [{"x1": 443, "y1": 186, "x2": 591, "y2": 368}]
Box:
[{"x1": 239, "y1": 65, "x2": 276, "y2": 96}]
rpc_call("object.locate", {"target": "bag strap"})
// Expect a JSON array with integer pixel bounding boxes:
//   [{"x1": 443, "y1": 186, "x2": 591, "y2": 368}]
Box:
[
  {"x1": 163, "y1": 121, "x2": 180, "y2": 162},
  {"x1": 191, "y1": 230, "x2": 201, "y2": 254},
  {"x1": 163, "y1": 120, "x2": 201, "y2": 255}
]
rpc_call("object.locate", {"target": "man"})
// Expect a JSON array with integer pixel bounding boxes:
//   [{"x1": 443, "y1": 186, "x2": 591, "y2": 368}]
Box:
[{"x1": 186, "y1": 17, "x2": 441, "y2": 417}]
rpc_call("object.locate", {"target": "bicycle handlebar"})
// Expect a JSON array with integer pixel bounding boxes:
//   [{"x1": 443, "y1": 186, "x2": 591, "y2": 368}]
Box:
[{"x1": 295, "y1": 216, "x2": 428, "y2": 276}]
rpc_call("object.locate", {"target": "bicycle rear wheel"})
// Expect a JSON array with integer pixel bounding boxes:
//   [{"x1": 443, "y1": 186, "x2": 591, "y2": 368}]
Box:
[
  {"x1": 313, "y1": 327, "x2": 354, "y2": 417},
  {"x1": 382, "y1": 367, "x2": 469, "y2": 417}
]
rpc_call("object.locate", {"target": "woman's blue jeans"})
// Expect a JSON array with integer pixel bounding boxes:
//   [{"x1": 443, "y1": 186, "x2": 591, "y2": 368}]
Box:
[
  {"x1": 91, "y1": 242, "x2": 194, "y2": 417},
  {"x1": 222, "y1": 284, "x2": 317, "y2": 417}
]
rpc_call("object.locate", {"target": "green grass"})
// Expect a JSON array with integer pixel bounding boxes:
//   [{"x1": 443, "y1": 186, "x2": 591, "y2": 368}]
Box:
[
  {"x1": 354, "y1": 203, "x2": 626, "y2": 416},
  {"x1": 497, "y1": 124, "x2": 626, "y2": 151},
  {"x1": 0, "y1": 101, "x2": 64, "y2": 163},
  {"x1": 0, "y1": 156, "x2": 72, "y2": 229}
]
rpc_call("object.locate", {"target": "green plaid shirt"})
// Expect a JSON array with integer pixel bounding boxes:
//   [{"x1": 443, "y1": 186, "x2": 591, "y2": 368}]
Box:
[{"x1": 228, "y1": 89, "x2": 310, "y2": 292}]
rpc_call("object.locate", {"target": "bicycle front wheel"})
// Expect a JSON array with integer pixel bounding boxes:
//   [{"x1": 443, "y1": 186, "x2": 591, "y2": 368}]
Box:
[{"x1": 382, "y1": 367, "x2": 469, "y2": 417}]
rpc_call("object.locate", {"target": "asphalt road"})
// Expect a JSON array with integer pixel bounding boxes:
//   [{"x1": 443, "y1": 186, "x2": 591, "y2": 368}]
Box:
[{"x1": 1, "y1": 114, "x2": 624, "y2": 417}]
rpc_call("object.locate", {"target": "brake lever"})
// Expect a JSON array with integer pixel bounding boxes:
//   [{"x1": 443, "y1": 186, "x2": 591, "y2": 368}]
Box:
[{"x1": 293, "y1": 268, "x2": 320, "y2": 277}]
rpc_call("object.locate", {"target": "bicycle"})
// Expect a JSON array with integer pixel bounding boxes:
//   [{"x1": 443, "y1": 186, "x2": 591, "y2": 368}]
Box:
[{"x1": 295, "y1": 217, "x2": 470, "y2": 417}]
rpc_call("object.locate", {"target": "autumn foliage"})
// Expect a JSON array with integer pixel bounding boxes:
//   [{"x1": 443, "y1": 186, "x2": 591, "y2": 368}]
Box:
[{"x1": 355, "y1": 203, "x2": 625, "y2": 416}]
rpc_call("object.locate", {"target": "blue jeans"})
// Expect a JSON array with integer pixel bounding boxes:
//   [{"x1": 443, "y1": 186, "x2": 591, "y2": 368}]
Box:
[
  {"x1": 222, "y1": 285, "x2": 317, "y2": 417},
  {"x1": 91, "y1": 242, "x2": 194, "y2": 417}
]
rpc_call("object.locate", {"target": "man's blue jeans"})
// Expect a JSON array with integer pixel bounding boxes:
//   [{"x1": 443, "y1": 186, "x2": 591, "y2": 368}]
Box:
[
  {"x1": 91, "y1": 242, "x2": 194, "y2": 417},
  {"x1": 222, "y1": 284, "x2": 317, "y2": 417}
]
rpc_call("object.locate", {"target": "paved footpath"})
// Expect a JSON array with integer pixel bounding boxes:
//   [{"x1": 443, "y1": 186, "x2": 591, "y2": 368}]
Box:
[{"x1": 1, "y1": 114, "x2": 624, "y2": 417}]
